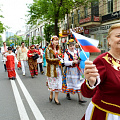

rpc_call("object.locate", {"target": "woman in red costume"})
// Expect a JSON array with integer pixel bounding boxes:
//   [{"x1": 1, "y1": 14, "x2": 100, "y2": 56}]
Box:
[
  {"x1": 81, "y1": 23, "x2": 120, "y2": 120},
  {"x1": 4, "y1": 47, "x2": 16, "y2": 80},
  {"x1": 27, "y1": 45, "x2": 40, "y2": 78}
]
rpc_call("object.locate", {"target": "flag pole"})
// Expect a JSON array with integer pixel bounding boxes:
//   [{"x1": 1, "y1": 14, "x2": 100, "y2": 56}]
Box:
[
  {"x1": 75, "y1": 37, "x2": 88, "y2": 59},
  {"x1": 70, "y1": 29, "x2": 88, "y2": 60}
]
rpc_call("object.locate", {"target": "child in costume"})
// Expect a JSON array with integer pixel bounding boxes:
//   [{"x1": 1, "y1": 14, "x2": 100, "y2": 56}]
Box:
[
  {"x1": 62, "y1": 39, "x2": 86, "y2": 103},
  {"x1": 4, "y1": 47, "x2": 16, "y2": 80}
]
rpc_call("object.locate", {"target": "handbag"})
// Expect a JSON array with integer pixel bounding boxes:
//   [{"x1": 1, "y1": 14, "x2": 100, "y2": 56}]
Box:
[{"x1": 32, "y1": 54, "x2": 39, "y2": 60}]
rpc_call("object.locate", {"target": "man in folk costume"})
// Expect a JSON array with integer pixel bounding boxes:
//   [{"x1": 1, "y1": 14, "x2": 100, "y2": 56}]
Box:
[
  {"x1": 1, "y1": 42, "x2": 8, "y2": 72},
  {"x1": 27, "y1": 45, "x2": 40, "y2": 78},
  {"x1": 17, "y1": 42, "x2": 28, "y2": 76},
  {"x1": 4, "y1": 47, "x2": 16, "y2": 80},
  {"x1": 62, "y1": 39, "x2": 86, "y2": 103},
  {"x1": 36, "y1": 44, "x2": 44, "y2": 74}
]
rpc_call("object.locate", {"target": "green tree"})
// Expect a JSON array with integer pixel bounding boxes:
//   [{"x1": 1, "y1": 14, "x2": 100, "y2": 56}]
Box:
[
  {"x1": 0, "y1": 36, "x2": 3, "y2": 46},
  {"x1": 27, "y1": 0, "x2": 97, "y2": 37},
  {"x1": 44, "y1": 23, "x2": 55, "y2": 43},
  {"x1": 0, "y1": 7, "x2": 6, "y2": 33},
  {"x1": 5, "y1": 35, "x2": 23, "y2": 46},
  {"x1": 37, "y1": 36, "x2": 43, "y2": 44}
]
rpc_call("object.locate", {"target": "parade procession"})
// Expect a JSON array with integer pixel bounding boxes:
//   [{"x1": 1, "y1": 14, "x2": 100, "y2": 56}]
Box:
[{"x1": 0, "y1": 0, "x2": 120, "y2": 120}]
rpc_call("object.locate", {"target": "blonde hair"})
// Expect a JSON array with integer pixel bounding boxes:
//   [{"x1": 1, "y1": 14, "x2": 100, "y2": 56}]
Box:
[
  {"x1": 107, "y1": 23, "x2": 120, "y2": 38},
  {"x1": 16, "y1": 46, "x2": 20, "y2": 49}
]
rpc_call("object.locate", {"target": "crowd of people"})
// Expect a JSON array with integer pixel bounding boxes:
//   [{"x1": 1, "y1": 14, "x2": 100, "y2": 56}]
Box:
[
  {"x1": 1, "y1": 23, "x2": 120, "y2": 119},
  {"x1": 1, "y1": 41, "x2": 46, "y2": 79}
]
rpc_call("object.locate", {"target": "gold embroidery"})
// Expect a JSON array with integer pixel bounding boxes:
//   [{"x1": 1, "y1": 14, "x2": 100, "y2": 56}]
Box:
[
  {"x1": 92, "y1": 101, "x2": 120, "y2": 116},
  {"x1": 103, "y1": 54, "x2": 120, "y2": 71},
  {"x1": 90, "y1": 105, "x2": 95, "y2": 120},
  {"x1": 101, "y1": 100, "x2": 120, "y2": 109},
  {"x1": 103, "y1": 54, "x2": 111, "y2": 65},
  {"x1": 105, "y1": 113, "x2": 108, "y2": 120}
]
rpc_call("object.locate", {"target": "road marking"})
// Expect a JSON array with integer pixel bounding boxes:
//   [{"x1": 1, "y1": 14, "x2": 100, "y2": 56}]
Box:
[
  {"x1": 16, "y1": 72, "x2": 45, "y2": 120},
  {"x1": 11, "y1": 80, "x2": 29, "y2": 120}
]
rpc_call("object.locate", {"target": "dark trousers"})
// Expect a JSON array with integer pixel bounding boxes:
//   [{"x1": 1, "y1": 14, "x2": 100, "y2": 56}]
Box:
[
  {"x1": 37, "y1": 63, "x2": 43, "y2": 73},
  {"x1": 4, "y1": 64, "x2": 7, "y2": 71}
]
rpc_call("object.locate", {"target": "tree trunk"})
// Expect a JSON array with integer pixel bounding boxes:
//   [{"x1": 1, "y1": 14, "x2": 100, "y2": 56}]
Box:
[
  {"x1": 67, "y1": 12, "x2": 69, "y2": 30},
  {"x1": 54, "y1": 18, "x2": 59, "y2": 37}
]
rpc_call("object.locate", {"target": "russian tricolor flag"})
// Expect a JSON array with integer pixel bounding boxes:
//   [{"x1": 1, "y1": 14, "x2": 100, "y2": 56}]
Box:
[{"x1": 71, "y1": 31, "x2": 101, "y2": 53}]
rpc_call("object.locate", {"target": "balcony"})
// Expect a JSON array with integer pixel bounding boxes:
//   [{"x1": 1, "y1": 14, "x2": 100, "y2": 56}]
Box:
[{"x1": 79, "y1": 14, "x2": 101, "y2": 27}]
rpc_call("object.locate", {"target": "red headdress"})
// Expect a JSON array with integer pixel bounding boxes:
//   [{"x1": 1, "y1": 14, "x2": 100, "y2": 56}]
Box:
[{"x1": 30, "y1": 45, "x2": 35, "y2": 49}]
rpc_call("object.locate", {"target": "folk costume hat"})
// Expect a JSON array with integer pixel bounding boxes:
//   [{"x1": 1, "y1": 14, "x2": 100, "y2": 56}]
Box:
[
  {"x1": 51, "y1": 35, "x2": 59, "y2": 41},
  {"x1": 67, "y1": 39, "x2": 75, "y2": 45},
  {"x1": 30, "y1": 45, "x2": 35, "y2": 49}
]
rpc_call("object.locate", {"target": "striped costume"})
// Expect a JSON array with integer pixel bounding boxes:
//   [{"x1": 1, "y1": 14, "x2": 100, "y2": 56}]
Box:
[{"x1": 62, "y1": 49, "x2": 82, "y2": 94}]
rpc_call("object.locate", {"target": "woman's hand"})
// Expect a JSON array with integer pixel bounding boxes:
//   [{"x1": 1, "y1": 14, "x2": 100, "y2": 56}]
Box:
[{"x1": 84, "y1": 60, "x2": 99, "y2": 87}]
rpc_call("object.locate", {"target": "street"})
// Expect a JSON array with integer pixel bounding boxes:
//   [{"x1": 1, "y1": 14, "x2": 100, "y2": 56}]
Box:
[{"x1": 0, "y1": 54, "x2": 97, "y2": 120}]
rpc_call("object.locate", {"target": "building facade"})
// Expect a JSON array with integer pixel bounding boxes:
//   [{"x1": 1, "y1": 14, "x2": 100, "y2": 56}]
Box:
[{"x1": 61, "y1": 0, "x2": 120, "y2": 52}]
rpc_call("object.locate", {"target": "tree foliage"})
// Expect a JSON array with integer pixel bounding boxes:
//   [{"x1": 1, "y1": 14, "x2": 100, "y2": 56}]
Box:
[
  {"x1": 0, "y1": 7, "x2": 6, "y2": 33},
  {"x1": 44, "y1": 23, "x2": 57, "y2": 43},
  {"x1": 5, "y1": 35, "x2": 23, "y2": 46},
  {"x1": 27, "y1": 0, "x2": 98, "y2": 36}
]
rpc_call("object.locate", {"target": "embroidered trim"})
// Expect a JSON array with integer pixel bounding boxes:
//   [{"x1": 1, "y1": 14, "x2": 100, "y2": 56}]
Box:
[
  {"x1": 92, "y1": 101, "x2": 120, "y2": 116},
  {"x1": 101, "y1": 100, "x2": 120, "y2": 109},
  {"x1": 105, "y1": 113, "x2": 108, "y2": 120},
  {"x1": 90, "y1": 105, "x2": 95, "y2": 120},
  {"x1": 103, "y1": 53, "x2": 120, "y2": 71}
]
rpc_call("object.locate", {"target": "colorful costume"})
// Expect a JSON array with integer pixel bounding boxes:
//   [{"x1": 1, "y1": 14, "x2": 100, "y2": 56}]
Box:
[
  {"x1": 27, "y1": 49, "x2": 40, "y2": 77},
  {"x1": 36, "y1": 48, "x2": 44, "y2": 74},
  {"x1": 62, "y1": 49, "x2": 82, "y2": 94},
  {"x1": 45, "y1": 44, "x2": 62, "y2": 92},
  {"x1": 81, "y1": 52, "x2": 120, "y2": 120},
  {"x1": 5, "y1": 52, "x2": 16, "y2": 79}
]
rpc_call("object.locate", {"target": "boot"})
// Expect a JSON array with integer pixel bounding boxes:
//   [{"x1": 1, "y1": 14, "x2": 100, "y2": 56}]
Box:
[{"x1": 66, "y1": 93, "x2": 71, "y2": 100}]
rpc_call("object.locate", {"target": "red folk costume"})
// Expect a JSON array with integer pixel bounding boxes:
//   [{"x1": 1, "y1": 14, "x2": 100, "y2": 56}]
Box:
[
  {"x1": 27, "y1": 48, "x2": 40, "y2": 77},
  {"x1": 81, "y1": 52, "x2": 120, "y2": 120},
  {"x1": 15, "y1": 52, "x2": 21, "y2": 69},
  {"x1": 5, "y1": 52, "x2": 16, "y2": 79}
]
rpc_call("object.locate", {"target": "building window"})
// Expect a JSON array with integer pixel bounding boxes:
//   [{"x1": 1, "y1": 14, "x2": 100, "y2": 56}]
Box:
[
  {"x1": 71, "y1": 12, "x2": 74, "y2": 24},
  {"x1": 108, "y1": 0, "x2": 113, "y2": 13},
  {"x1": 78, "y1": 9, "x2": 80, "y2": 23},
  {"x1": 91, "y1": 0, "x2": 99, "y2": 16},
  {"x1": 84, "y1": 7, "x2": 88, "y2": 18}
]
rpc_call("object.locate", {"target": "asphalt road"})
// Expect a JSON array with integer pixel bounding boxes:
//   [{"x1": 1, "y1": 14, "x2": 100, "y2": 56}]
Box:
[{"x1": 0, "y1": 54, "x2": 97, "y2": 120}]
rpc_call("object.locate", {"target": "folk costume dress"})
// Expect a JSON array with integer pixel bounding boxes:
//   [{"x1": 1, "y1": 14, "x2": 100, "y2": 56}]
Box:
[
  {"x1": 27, "y1": 49, "x2": 40, "y2": 77},
  {"x1": 36, "y1": 48, "x2": 44, "y2": 73},
  {"x1": 62, "y1": 49, "x2": 81, "y2": 94},
  {"x1": 5, "y1": 52, "x2": 16, "y2": 79},
  {"x1": 81, "y1": 52, "x2": 120, "y2": 120},
  {"x1": 45, "y1": 44, "x2": 62, "y2": 92}
]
